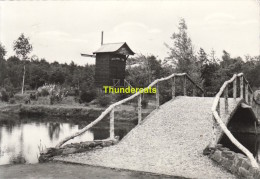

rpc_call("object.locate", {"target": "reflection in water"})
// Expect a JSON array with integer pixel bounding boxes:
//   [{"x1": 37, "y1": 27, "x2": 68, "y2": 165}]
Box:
[
  {"x1": 48, "y1": 123, "x2": 61, "y2": 141},
  {"x1": 0, "y1": 116, "x2": 135, "y2": 165}
]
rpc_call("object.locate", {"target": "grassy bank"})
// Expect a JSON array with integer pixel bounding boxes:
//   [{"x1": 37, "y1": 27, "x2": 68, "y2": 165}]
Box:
[
  {"x1": 0, "y1": 102, "x2": 154, "y2": 122},
  {"x1": 0, "y1": 93, "x2": 156, "y2": 122}
]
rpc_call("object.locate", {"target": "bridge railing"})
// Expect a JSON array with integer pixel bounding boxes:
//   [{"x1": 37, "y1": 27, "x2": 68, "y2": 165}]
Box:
[
  {"x1": 211, "y1": 73, "x2": 259, "y2": 168},
  {"x1": 55, "y1": 73, "x2": 204, "y2": 148}
]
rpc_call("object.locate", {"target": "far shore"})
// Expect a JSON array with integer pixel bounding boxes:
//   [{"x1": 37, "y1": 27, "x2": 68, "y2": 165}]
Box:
[{"x1": 0, "y1": 102, "x2": 154, "y2": 122}]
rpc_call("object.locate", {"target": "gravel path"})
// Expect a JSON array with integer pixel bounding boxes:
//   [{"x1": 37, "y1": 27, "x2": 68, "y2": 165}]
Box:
[{"x1": 55, "y1": 96, "x2": 240, "y2": 179}]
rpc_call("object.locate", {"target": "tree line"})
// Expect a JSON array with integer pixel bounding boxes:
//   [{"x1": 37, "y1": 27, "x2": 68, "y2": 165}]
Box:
[
  {"x1": 0, "y1": 18, "x2": 259, "y2": 99},
  {"x1": 0, "y1": 38, "x2": 95, "y2": 96},
  {"x1": 126, "y1": 18, "x2": 260, "y2": 96}
]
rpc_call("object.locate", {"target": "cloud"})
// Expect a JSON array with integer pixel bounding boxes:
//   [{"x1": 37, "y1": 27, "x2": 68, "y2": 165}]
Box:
[
  {"x1": 204, "y1": 13, "x2": 258, "y2": 26},
  {"x1": 37, "y1": 30, "x2": 70, "y2": 39},
  {"x1": 36, "y1": 30, "x2": 89, "y2": 44},
  {"x1": 113, "y1": 22, "x2": 148, "y2": 32},
  {"x1": 204, "y1": 13, "x2": 236, "y2": 22},
  {"x1": 113, "y1": 21, "x2": 161, "y2": 34},
  {"x1": 148, "y1": 28, "x2": 162, "y2": 34}
]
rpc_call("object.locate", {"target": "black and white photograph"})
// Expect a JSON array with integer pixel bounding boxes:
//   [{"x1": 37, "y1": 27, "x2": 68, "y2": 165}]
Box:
[{"x1": 0, "y1": 0, "x2": 259, "y2": 178}]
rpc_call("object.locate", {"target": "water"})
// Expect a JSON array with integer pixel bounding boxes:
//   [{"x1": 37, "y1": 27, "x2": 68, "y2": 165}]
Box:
[
  {"x1": 220, "y1": 132, "x2": 260, "y2": 162},
  {"x1": 0, "y1": 114, "x2": 136, "y2": 165}
]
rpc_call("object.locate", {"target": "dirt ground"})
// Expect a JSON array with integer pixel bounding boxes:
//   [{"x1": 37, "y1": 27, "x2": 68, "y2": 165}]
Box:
[{"x1": 0, "y1": 162, "x2": 185, "y2": 179}]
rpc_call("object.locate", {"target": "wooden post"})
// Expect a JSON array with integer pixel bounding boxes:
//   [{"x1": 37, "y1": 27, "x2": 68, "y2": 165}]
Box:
[
  {"x1": 233, "y1": 77, "x2": 237, "y2": 100},
  {"x1": 192, "y1": 88, "x2": 196, "y2": 97},
  {"x1": 110, "y1": 108, "x2": 115, "y2": 139},
  {"x1": 156, "y1": 83, "x2": 159, "y2": 109},
  {"x1": 250, "y1": 93, "x2": 253, "y2": 106},
  {"x1": 224, "y1": 86, "x2": 228, "y2": 113},
  {"x1": 240, "y1": 76, "x2": 244, "y2": 98},
  {"x1": 245, "y1": 83, "x2": 249, "y2": 103},
  {"x1": 183, "y1": 75, "x2": 187, "y2": 96},
  {"x1": 138, "y1": 94, "x2": 142, "y2": 124},
  {"x1": 210, "y1": 115, "x2": 221, "y2": 148},
  {"x1": 172, "y1": 76, "x2": 175, "y2": 99}
]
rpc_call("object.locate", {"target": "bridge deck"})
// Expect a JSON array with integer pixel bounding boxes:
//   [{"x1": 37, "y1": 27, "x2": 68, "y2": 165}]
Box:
[{"x1": 55, "y1": 96, "x2": 240, "y2": 179}]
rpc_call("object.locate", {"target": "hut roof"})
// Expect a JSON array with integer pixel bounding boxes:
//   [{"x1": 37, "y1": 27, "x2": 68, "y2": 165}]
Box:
[{"x1": 93, "y1": 42, "x2": 135, "y2": 55}]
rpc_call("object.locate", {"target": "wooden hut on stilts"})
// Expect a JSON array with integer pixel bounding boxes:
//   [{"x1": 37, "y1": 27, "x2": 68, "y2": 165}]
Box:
[{"x1": 81, "y1": 32, "x2": 135, "y2": 89}]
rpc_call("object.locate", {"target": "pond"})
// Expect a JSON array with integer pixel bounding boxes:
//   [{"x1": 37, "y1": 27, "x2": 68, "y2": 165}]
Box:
[{"x1": 0, "y1": 114, "x2": 136, "y2": 165}]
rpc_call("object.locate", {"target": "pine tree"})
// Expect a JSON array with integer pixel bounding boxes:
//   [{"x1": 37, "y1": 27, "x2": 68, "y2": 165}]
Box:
[{"x1": 165, "y1": 18, "x2": 196, "y2": 73}]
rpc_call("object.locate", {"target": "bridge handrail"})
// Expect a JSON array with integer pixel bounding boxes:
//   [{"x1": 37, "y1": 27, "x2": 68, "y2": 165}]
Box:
[
  {"x1": 211, "y1": 73, "x2": 259, "y2": 168},
  {"x1": 55, "y1": 73, "x2": 204, "y2": 148}
]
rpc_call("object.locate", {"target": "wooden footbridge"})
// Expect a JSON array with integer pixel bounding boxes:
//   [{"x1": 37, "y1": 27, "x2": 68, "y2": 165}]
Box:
[{"x1": 55, "y1": 73, "x2": 260, "y2": 178}]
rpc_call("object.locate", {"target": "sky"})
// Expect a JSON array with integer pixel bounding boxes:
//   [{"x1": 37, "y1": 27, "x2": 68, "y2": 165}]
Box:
[{"x1": 0, "y1": 0, "x2": 259, "y2": 66}]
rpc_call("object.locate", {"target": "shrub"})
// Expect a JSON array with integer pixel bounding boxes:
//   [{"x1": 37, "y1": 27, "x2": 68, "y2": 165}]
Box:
[
  {"x1": 116, "y1": 93, "x2": 129, "y2": 101},
  {"x1": 32, "y1": 96, "x2": 50, "y2": 105},
  {"x1": 66, "y1": 89, "x2": 78, "y2": 96},
  {"x1": 97, "y1": 94, "x2": 112, "y2": 107},
  {"x1": 9, "y1": 98, "x2": 16, "y2": 104},
  {"x1": 141, "y1": 98, "x2": 148, "y2": 109},
  {"x1": 1, "y1": 89, "x2": 9, "y2": 102},
  {"x1": 40, "y1": 89, "x2": 49, "y2": 97},
  {"x1": 159, "y1": 93, "x2": 172, "y2": 105},
  {"x1": 159, "y1": 86, "x2": 172, "y2": 105},
  {"x1": 50, "y1": 95, "x2": 61, "y2": 105},
  {"x1": 14, "y1": 94, "x2": 30, "y2": 103},
  {"x1": 79, "y1": 90, "x2": 97, "y2": 103}
]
